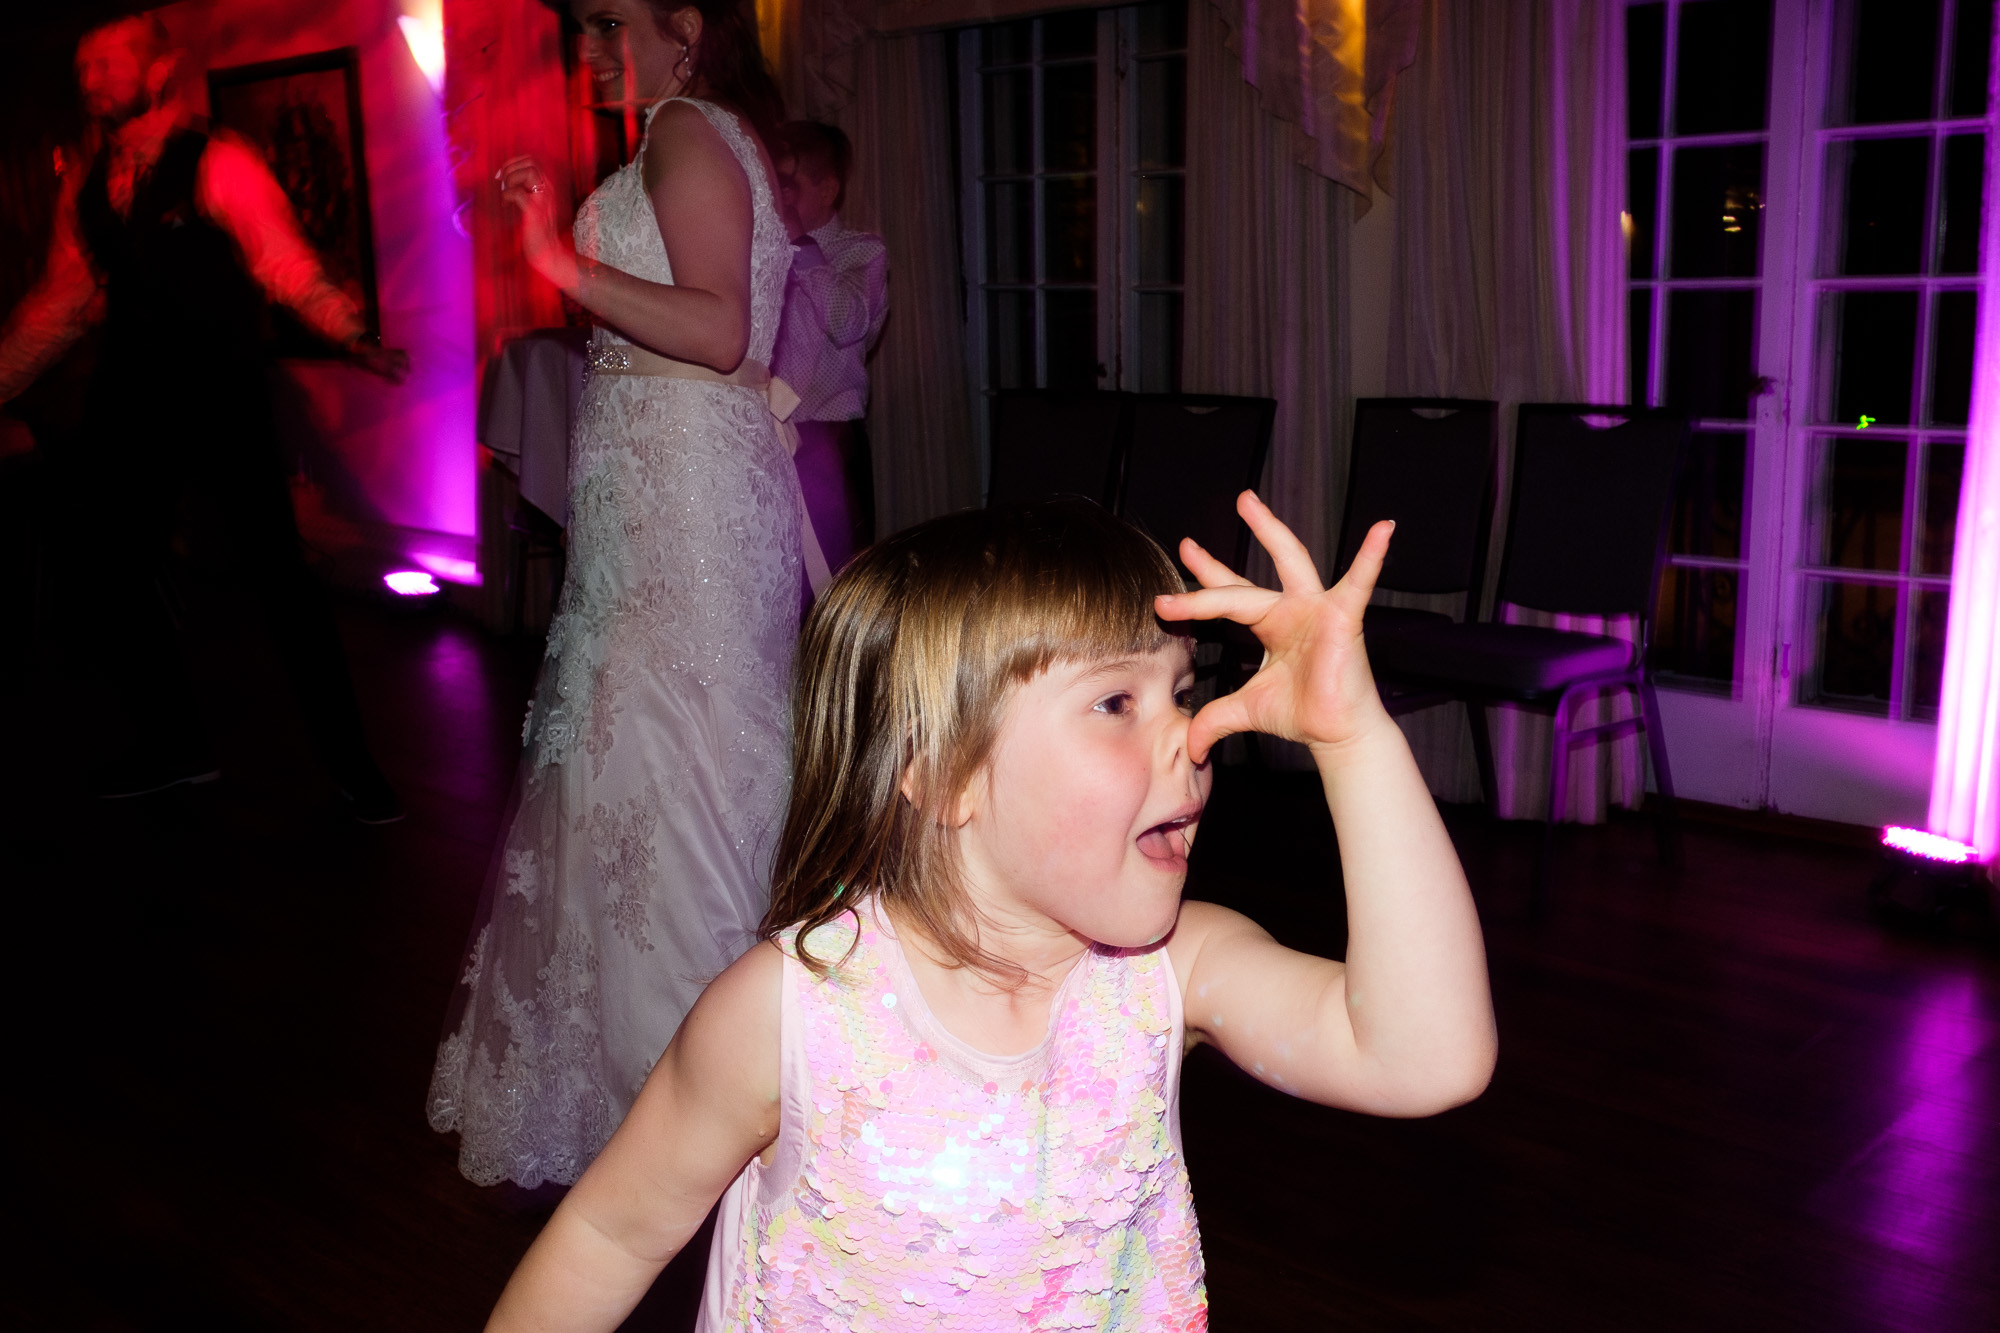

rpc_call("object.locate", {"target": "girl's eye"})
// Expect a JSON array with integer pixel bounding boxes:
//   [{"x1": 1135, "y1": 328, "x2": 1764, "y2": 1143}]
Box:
[
  {"x1": 1174, "y1": 688, "x2": 1196, "y2": 713},
  {"x1": 1094, "y1": 692, "x2": 1133, "y2": 716}
]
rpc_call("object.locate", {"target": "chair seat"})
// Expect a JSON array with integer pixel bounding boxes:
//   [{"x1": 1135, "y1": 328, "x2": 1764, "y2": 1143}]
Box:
[
  {"x1": 1362, "y1": 604, "x2": 1454, "y2": 631},
  {"x1": 1365, "y1": 620, "x2": 1637, "y2": 696}
]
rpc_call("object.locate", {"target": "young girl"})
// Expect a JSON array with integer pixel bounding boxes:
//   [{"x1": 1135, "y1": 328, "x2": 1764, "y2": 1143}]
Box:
[{"x1": 486, "y1": 493, "x2": 1497, "y2": 1331}]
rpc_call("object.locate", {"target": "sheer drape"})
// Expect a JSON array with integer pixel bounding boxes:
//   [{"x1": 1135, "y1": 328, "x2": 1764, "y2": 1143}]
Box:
[
  {"x1": 1385, "y1": 0, "x2": 1635, "y2": 822},
  {"x1": 1185, "y1": 0, "x2": 1351, "y2": 582}
]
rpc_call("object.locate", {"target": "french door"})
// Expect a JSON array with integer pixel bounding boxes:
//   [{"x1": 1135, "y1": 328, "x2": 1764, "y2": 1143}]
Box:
[{"x1": 1629, "y1": 0, "x2": 1990, "y2": 824}]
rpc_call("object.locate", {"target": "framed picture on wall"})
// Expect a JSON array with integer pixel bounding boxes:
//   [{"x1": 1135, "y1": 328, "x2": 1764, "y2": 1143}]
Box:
[{"x1": 208, "y1": 47, "x2": 379, "y2": 358}]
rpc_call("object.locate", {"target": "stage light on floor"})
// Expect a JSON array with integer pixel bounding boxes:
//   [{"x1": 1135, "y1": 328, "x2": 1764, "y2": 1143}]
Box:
[
  {"x1": 1882, "y1": 826, "x2": 1980, "y2": 864},
  {"x1": 384, "y1": 570, "x2": 441, "y2": 596},
  {"x1": 413, "y1": 551, "x2": 481, "y2": 585}
]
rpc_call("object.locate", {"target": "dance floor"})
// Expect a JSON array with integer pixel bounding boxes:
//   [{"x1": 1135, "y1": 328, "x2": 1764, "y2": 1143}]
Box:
[{"x1": 1, "y1": 599, "x2": 1995, "y2": 1331}]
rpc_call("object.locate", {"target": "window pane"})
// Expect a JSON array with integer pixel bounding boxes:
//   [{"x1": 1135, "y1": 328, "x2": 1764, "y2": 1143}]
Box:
[
  {"x1": 1044, "y1": 289, "x2": 1097, "y2": 388},
  {"x1": 1816, "y1": 435, "x2": 1906, "y2": 571},
  {"x1": 982, "y1": 20, "x2": 1030, "y2": 65},
  {"x1": 1042, "y1": 10, "x2": 1097, "y2": 59},
  {"x1": 1136, "y1": 174, "x2": 1182, "y2": 284},
  {"x1": 984, "y1": 182, "x2": 1032, "y2": 283},
  {"x1": 1137, "y1": 57, "x2": 1186, "y2": 169},
  {"x1": 1834, "y1": 137, "x2": 1930, "y2": 275},
  {"x1": 1666, "y1": 287, "x2": 1758, "y2": 419},
  {"x1": 1940, "y1": 133, "x2": 1984, "y2": 273},
  {"x1": 1670, "y1": 144, "x2": 1764, "y2": 278},
  {"x1": 986, "y1": 289, "x2": 1035, "y2": 390},
  {"x1": 1043, "y1": 175, "x2": 1095, "y2": 281},
  {"x1": 1829, "y1": 289, "x2": 1919, "y2": 425},
  {"x1": 1671, "y1": 430, "x2": 1747, "y2": 559},
  {"x1": 1841, "y1": 0, "x2": 1941, "y2": 125},
  {"x1": 1918, "y1": 442, "x2": 1965, "y2": 574},
  {"x1": 1651, "y1": 566, "x2": 1738, "y2": 685},
  {"x1": 982, "y1": 71, "x2": 1031, "y2": 174},
  {"x1": 1630, "y1": 287, "x2": 1654, "y2": 405},
  {"x1": 1137, "y1": 0, "x2": 1187, "y2": 56},
  {"x1": 1137, "y1": 291, "x2": 1182, "y2": 393},
  {"x1": 1949, "y1": 0, "x2": 1994, "y2": 118},
  {"x1": 1931, "y1": 289, "x2": 1977, "y2": 424},
  {"x1": 1042, "y1": 62, "x2": 1096, "y2": 171},
  {"x1": 1675, "y1": 0, "x2": 1772, "y2": 134},
  {"x1": 1802, "y1": 579, "x2": 1897, "y2": 714},
  {"x1": 1629, "y1": 146, "x2": 1658, "y2": 279},
  {"x1": 1629, "y1": 3, "x2": 1665, "y2": 139},
  {"x1": 1910, "y1": 585, "x2": 1951, "y2": 719}
]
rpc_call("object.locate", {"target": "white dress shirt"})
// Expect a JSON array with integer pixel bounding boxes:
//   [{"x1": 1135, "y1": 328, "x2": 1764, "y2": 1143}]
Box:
[{"x1": 771, "y1": 218, "x2": 889, "y2": 423}]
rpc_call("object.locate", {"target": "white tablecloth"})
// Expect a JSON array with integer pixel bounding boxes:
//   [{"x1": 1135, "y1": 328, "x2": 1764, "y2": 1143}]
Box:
[{"x1": 480, "y1": 327, "x2": 587, "y2": 526}]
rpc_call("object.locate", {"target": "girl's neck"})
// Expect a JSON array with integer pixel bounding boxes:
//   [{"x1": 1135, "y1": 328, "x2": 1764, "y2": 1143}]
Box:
[{"x1": 877, "y1": 896, "x2": 1090, "y2": 1057}]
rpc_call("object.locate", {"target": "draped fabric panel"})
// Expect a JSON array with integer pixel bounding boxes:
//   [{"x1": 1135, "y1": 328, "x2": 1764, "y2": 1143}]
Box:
[
  {"x1": 1385, "y1": 0, "x2": 1635, "y2": 823},
  {"x1": 1184, "y1": 0, "x2": 1350, "y2": 583}
]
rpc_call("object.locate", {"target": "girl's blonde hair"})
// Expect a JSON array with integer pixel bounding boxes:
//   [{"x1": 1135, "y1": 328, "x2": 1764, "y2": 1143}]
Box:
[{"x1": 763, "y1": 500, "x2": 1186, "y2": 980}]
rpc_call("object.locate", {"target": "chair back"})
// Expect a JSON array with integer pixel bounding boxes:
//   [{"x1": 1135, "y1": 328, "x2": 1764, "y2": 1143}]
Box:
[
  {"x1": 1497, "y1": 404, "x2": 1688, "y2": 619},
  {"x1": 1117, "y1": 393, "x2": 1276, "y2": 576},
  {"x1": 1337, "y1": 398, "x2": 1497, "y2": 597},
  {"x1": 986, "y1": 390, "x2": 1129, "y2": 507}
]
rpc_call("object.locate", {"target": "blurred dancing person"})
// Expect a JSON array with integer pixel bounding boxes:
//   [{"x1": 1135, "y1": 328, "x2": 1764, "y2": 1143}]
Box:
[
  {"x1": 426, "y1": 0, "x2": 802, "y2": 1188},
  {"x1": 0, "y1": 15, "x2": 409, "y2": 816},
  {"x1": 772, "y1": 120, "x2": 886, "y2": 576}
]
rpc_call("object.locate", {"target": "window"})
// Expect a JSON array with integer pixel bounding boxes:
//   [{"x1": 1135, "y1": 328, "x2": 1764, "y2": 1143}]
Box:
[
  {"x1": 1797, "y1": 0, "x2": 1987, "y2": 719},
  {"x1": 957, "y1": 1, "x2": 1188, "y2": 408},
  {"x1": 1627, "y1": 0, "x2": 1774, "y2": 693}
]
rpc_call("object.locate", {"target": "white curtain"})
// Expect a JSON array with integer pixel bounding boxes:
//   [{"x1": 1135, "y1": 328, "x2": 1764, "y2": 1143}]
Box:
[
  {"x1": 1184, "y1": 0, "x2": 1351, "y2": 582},
  {"x1": 1385, "y1": 0, "x2": 1636, "y2": 823}
]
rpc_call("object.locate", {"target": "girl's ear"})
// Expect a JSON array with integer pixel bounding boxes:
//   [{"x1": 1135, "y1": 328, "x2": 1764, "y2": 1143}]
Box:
[{"x1": 899, "y1": 761, "x2": 982, "y2": 830}]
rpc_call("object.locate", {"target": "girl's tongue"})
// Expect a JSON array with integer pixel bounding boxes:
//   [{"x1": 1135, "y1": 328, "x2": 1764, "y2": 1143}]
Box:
[{"x1": 1137, "y1": 818, "x2": 1193, "y2": 870}]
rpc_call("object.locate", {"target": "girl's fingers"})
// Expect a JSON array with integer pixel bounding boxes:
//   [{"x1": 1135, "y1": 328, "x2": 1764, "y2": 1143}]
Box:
[
  {"x1": 1330, "y1": 519, "x2": 1394, "y2": 613},
  {"x1": 1237, "y1": 491, "x2": 1324, "y2": 595},
  {"x1": 1186, "y1": 690, "x2": 1256, "y2": 766},
  {"x1": 1155, "y1": 584, "x2": 1279, "y2": 626},
  {"x1": 1179, "y1": 536, "x2": 1252, "y2": 590}
]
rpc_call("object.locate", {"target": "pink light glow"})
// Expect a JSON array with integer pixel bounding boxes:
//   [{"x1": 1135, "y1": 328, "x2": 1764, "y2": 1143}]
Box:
[
  {"x1": 1928, "y1": 24, "x2": 2000, "y2": 860},
  {"x1": 384, "y1": 570, "x2": 441, "y2": 596},
  {"x1": 413, "y1": 551, "x2": 482, "y2": 585},
  {"x1": 1881, "y1": 825, "x2": 1979, "y2": 864}
]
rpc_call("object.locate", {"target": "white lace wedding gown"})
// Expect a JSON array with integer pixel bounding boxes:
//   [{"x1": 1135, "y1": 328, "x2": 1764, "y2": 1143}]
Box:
[{"x1": 428, "y1": 100, "x2": 802, "y2": 1188}]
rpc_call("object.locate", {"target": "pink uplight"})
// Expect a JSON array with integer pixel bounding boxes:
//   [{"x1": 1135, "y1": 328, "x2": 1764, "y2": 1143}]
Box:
[
  {"x1": 384, "y1": 570, "x2": 441, "y2": 596},
  {"x1": 1881, "y1": 825, "x2": 1980, "y2": 865},
  {"x1": 413, "y1": 552, "x2": 481, "y2": 585}
]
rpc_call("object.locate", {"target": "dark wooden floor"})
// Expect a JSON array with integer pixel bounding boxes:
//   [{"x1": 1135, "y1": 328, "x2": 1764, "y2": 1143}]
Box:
[{"x1": 1, "y1": 597, "x2": 1995, "y2": 1331}]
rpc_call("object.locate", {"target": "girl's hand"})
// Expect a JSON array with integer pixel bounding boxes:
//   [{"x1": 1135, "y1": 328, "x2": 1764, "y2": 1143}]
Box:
[
  {"x1": 1154, "y1": 490, "x2": 1394, "y2": 764},
  {"x1": 496, "y1": 155, "x2": 574, "y2": 287}
]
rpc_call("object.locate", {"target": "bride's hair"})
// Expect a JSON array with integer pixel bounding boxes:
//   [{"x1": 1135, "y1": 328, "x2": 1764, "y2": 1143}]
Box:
[{"x1": 764, "y1": 501, "x2": 1185, "y2": 983}]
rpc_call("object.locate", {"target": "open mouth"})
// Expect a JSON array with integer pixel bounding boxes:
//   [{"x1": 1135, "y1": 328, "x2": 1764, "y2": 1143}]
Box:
[{"x1": 1137, "y1": 811, "x2": 1199, "y2": 870}]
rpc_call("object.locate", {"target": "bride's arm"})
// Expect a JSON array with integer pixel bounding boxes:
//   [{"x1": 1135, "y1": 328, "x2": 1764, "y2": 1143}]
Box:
[{"x1": 499, "y1": 101, "x2": 755, "y2": 374}]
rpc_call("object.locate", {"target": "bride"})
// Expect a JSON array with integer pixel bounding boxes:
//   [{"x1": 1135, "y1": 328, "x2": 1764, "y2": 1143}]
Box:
[{"x1": 428, "y1": 0, "x2": 801, "y2": 1188}]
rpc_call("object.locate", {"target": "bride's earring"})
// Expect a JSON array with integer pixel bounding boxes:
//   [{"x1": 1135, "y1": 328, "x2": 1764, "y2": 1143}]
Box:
[{"x1": 674, "y1": 40, "x2": 695, "y2": 91}]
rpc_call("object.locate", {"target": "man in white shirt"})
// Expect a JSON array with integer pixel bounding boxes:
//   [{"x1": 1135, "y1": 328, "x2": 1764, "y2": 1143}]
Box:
[{"x1": 771, "y1": 122, "x2": 888, "y2": 579}]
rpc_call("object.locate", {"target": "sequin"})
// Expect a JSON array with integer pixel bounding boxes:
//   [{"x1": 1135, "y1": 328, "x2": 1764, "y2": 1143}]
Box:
[{"x1": 704, "y1": 904, "x2": 1208, "y2": 1330}]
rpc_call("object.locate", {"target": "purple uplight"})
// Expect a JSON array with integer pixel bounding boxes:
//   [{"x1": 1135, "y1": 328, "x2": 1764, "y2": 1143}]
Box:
[
  {"x1": 384, "y1": 570, "x2": 441, "y2": 597},
  {"x1": 1881, "y1": 825, "x2": 1981, "y2": 864}
]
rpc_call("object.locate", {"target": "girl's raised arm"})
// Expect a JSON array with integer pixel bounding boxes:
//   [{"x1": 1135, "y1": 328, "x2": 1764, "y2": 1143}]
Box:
[
  {"x1": 486, "y1": 942, "x2": 784, "y2": 1332},
  {"x1": 1158, "y1": 494, "x2": 1497, "y2": 1117}
]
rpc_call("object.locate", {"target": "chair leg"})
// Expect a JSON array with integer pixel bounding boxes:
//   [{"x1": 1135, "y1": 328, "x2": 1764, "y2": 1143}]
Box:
[
  {"x1": 1533, "y1": 694, "x2": 1572, "y2": 920},
  {"x1": 1638, "y1": 678, "x2": 1682, "y2": 869},
  {"x1": 1467, "y1": 701, "x2": 1500, "y2": 816}
]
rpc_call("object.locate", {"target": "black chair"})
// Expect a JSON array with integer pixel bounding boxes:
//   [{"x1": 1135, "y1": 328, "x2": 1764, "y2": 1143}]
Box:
[
  {"x1": 986, "y1": 390, "x2": 1130, "y2": 507},
  {"x1": 1116, "y1": 393, "x2": 1277, "y2": 578},
  {"x1": 1338, "y1": 398, "x2": 1498, "y2": 711},
  {"x1": 1365, "y1": 403, "x2": 1688, "y2": 913},
  {"x1": 1116, "y1": 393, "x2": 1276, "y2": 705}
]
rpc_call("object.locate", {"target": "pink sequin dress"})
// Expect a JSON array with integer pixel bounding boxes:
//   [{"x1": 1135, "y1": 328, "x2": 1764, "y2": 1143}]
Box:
[{"x1": 696, "y1": 900, "x2": 1208, "y2": 1331}]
